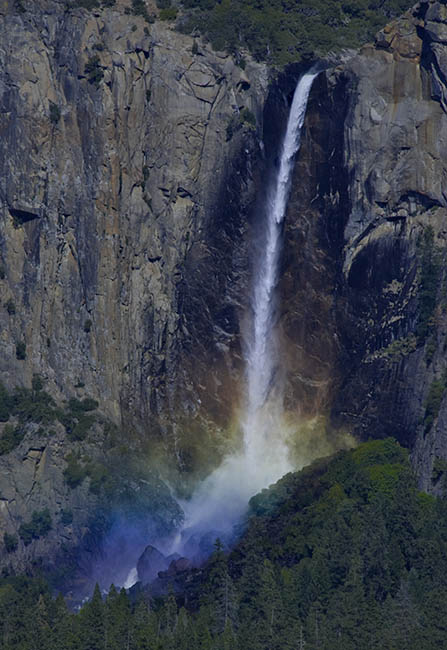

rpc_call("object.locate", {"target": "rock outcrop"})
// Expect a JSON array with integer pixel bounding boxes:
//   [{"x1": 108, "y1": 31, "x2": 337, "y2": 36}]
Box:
[
  {"x1": 0, "y1": 0, "x2": 268, "y2": 463},
  {"x1": 281, "y1": 0, "x2": 447, "y2": 492}
]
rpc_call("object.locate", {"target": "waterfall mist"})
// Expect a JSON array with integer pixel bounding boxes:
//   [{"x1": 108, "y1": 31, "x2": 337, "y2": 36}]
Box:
[{"x1": 164, "y1": 72, "x2": 319, "y2": 563}]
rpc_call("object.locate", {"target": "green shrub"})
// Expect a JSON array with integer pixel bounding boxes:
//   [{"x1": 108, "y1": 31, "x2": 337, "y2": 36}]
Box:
[
  {"x1": 351, "y1": 437, "x2": 408, "y2": 468},
  {"x1": 12, "y1": 388, "x2": 57, "y2": 425},
  {"x1": 0, "y1": 265, "x2": 5, "y2": 279},
  {"x1": 83, "y1": 319, "x2": 92, "y2": 333},
  {"x1": 160, "y1": 7, "x2": 177, "y2": 20},
  {"x1": 226, "y1": 115, "x2": 241, "y2": 141},
  {"x1": 432, "y1": 456, "x2": 447, "y2": 483},
  {"x1": 76, "y1": 0, "x2": 100, "y2": 8},
  {"x1": 417, "y1": 227, "x2": 441, "y2": 345},
  {"x1": 0, "y1": 425, "x2": 25, "y2": 455},
  {"x1": 64, "y1": 453, "x2": 88, "y2": 488},
  {"x1": 32, "y1": 374, "x2": 44, "y2": 393},
  {"x1": 68, "y1": 397, "x2": 98, "y2": 413},
  {"x1": 60, "y1": 509, "x2": 73, "y2": 525},
  {"x1": 72, "y1": 415, "x2": 95, "y2": 441},
  {"x1": 86, "y1": 461, "x2": 111, "y2": 495},
  {"x1": 19, "y1": 509, "x2": 52, "y2": 546},
  {"x1": 5, "y1": 298, "x2": 15, "y2": 315},
  {"x1": 49, "y1": 102, "x2": 61, "y2": 125},
  {"x1": 424, "y1": 379, "x2": 446, "y2": 434},
  {"x1": 177, "y1": 0, "x2": 412, "y2": 65},
  {"x1": 84, "y1": 56, "x2": 104, "y2": 87},
  {"x1": 16, "y1": 342, "x2": 26, "y2": 360},
  {"x1": 4, "y1": 533, "x2": 18, "y2": 553},
  {"x1": 241, "y1": 107, "x2": 256, "y2": 127},
  {"x1": 0, "y1": 383, "x2": 12, "y2": 422},
  {"x1": 131, "y1": 0, "x2": 150, "y2": 20}
]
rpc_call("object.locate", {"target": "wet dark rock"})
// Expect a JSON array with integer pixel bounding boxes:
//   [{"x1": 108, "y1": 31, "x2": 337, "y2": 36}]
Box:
[{"x1": 137, "y1": 545, "x2": 168, "y2": 584}]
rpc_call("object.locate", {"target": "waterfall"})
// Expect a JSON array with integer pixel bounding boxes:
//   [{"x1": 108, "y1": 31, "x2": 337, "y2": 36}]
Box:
[
  {"x1": 174, "y1": 72, "x2": 318, "y2": 551},
  {"x1": 242, "y1": 71, "x2": 318, "y2": 480},
  {"x1": 125, "y1": 73, "x2": 318, "y2": 582}
]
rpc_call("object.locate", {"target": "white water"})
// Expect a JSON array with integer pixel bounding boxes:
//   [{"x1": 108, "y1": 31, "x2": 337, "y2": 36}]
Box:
[
  {"x1": 125, "y1": 73, "x2": 318, "y2": 583},
  {"x1": 169, "y1": 73, "x2": 319, "y2": 559},
  {"x1": 242, "y1": 70, "x2": 318, "y2": 477}
]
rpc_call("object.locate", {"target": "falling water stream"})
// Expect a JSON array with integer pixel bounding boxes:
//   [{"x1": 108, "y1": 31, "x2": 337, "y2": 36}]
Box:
[
  {"x1": 172, "y1": 71, "x2": 318, "y2": 551},
  {"x1": 124, "y1": 72, "x2": 318, "y2": 585}
]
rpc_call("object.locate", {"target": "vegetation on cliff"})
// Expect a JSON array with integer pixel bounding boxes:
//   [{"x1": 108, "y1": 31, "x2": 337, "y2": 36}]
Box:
[
  {"x1": 2, "y1": 438, "x2": 447, "y2": 648},
  {"x1": 177, "y1": 0, "x2": 414, "y2": 65},
  {"x1": 17, "y1": 0, "x2": 416, "y2": 66}
]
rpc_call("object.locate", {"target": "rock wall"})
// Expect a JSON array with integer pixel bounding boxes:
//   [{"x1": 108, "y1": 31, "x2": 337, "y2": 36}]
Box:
[
  {"x1": 0, "y1": 0, "x2": 272, "y2": 583},
  {"x1": 0, "y1": 0, "x2": 268, "y2": 461},
  {"x1": 281, "y1": 0, "x2": 447, "y2": 492}
]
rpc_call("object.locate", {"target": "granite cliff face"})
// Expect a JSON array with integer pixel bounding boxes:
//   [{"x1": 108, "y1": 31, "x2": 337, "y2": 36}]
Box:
[
  {"x1": 0, "y1": 0, "x2": 269, "y2": 580},
  {"x1": 0, "y1": 0, "x2": 268, "y2": 450},
  {"x1": 2, "y1": 0, "x2": 447, "y2": 580},
  {"x1": 281, "y1": 0, "x2": 447, "y2": 492}
]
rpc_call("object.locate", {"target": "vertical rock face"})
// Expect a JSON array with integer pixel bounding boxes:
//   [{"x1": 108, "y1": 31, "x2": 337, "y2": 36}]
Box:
[
  {"x1": 281, "y1": 0, "x2": 447, "y2": 492},
  {"x1": 0, "y1": 0, "x2": 268, "y2": 458}
]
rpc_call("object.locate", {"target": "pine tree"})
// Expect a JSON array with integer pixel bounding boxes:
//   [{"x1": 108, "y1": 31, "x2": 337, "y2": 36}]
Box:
[
  {"x1": 33, "y1": 593, "x2": 52, "y2": 650},
  {"x1": 131, "y1": 597, "x2": 159, "y2": 650},
  {"x1": 50, "y1": 593, "x2": 80, "y2": 650},
  {"x1": 79, "y1": 583, "x2": 105, "y2": 650},
  {"x1": 206, "y1": 539, "x2": 238, "y2": 636},
  {"x1": 105, "y1": 586, "x2": 131, "y2": 650}
]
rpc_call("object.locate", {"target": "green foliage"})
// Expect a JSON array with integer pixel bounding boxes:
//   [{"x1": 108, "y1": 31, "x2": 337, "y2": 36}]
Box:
[
  {"x1": 0, "y1": 382, "x2": 100, "y2": 451},
  {"x1": 240, "y1": 107, "x2": 256, "y2": 128},
  {"x1": 379, "y1": 333, "x2": 417, "y2": 360},
  {"x1": 417, "y1": 226, "x2": 441, "y2": 345},
  {"x1": 0, "y1": 383, "x2": 12, "y2": 422},
  {"x1": 225, "y1": 115, "x2": 240, "y2": 142},
  {"x1": 68, "y1": 397, "x2": 99, "y2": 413},
  {"x1": 178, "y1": 0, "x2": 413, "y2": 65},
  {"x1": 32, "y1": 374, "x2": 44, "y2": 392},
  {"x1": 84, "y1": 56, "x2": 104, "y2": 87},
  {"x1": 16, "y1": 341, "x2": 26, "y2": 360},
  {"x1": 60, "y1": 509, "x2": 74, "y2": 525},
  {"x1": 76, "y1": 0, "x2": 100, "y2": 8},
  {"x1": 423, "y1": 377, "x2": 446, "y2": 434},
  {"x1": 72, "y1": 0, "x2": 117, "y2": 10},
  {"x1": 63, "y1": 453, "x2": 88, "y2": 488},
  {"x1": 0, "y1": 424, "x2": 25, "y2": 455},
  {"x1": 61, "y1": 398, "x2": 98, "y2": 440},
  {"x1": 12, "y1": 386, "x2": 57, "y2": 425},
  {"x1": 4, "y1": 532, "x2": 18, "y2": 553},
  {"x1": 160, "y1": 6, "x2": 178, "y2": 20},
  {"x1": 432, "y1": 456, "x2": 447, "y2": 483},
  {"x1": 5, "y1": 298, "x2": 15, "y2": 315},
  {"x1": 4, "y1": 437, "x2": 447, "y2": 650},
  {"x1": 19, "y1": 509, "x2": 52, "y2": 546},
  {"x1": 0, "y1": 265, "x2": 5, "y2": 279},
  {"x1": 131, "y1": 0, "x2": 151, "y2": 21},
  {"x1": 83, "y1": 318, "x2": 92, "y2": 333},
  {"x1": 49, "y1": 102, "x2": 61, "y2": 125}
]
